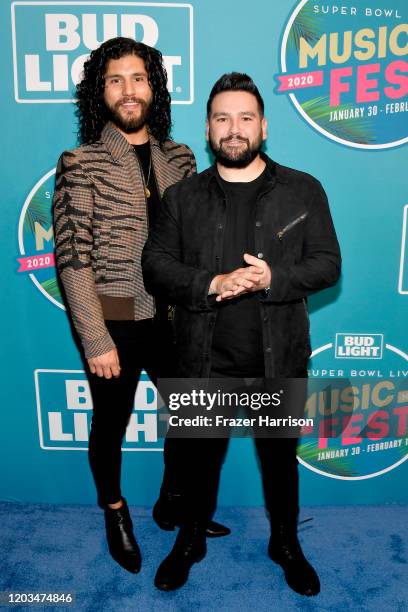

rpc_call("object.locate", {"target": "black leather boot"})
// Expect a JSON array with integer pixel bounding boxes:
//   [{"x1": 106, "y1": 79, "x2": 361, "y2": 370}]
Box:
[
  {"x1": 154, "y1": 523, "x2": 207, "y2": 591},
  {"x1": 153, "y1": 492, "x2": 231, "y2": 538},
  {"x1": 268, "y1": 524, "x2": 320, "y2": 596},
  {"x1": 104, "y1": 498, "x2": 141, "y2": 574},
  {"x1": 152, "y1": 492, "x2": 181, "y2": 531}
]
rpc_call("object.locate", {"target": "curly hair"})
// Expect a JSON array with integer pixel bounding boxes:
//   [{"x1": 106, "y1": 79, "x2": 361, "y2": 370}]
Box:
[{"x1": 76, "y1": 37, "x2": 172, "y2": 145}]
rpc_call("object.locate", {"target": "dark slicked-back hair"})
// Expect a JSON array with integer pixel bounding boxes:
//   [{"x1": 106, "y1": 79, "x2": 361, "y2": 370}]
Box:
[
  {"x1": 76, "y1": 37, "x2": 171, "y2": 145},
  {"x1": 206, "y1": 72, "x2": 264, "y2": 117}
]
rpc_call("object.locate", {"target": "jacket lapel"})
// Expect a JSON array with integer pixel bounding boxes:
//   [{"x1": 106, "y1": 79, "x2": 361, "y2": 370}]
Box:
[
  {"x1": 101, "y1": 122, "x2": 147, "y2": 221},
  {"x1": 149, "y1": 135, "x2": 167, "y2": 197}
]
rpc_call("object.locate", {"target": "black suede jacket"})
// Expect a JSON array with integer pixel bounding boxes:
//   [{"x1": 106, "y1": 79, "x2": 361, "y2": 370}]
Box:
[{"x1": 142, "y1": 154, "x2": 341, "y2": 377}]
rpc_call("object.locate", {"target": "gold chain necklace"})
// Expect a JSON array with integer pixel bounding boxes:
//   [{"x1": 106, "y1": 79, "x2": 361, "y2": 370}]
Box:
[{"x1": 144, "y1": 154, "x2": 152, "y2": 198}]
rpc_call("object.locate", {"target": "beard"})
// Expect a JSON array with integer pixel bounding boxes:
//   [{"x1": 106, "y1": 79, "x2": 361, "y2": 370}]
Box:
[
  {"x1": 209, "y1": 132, "x2": 263, "y2": 168},
  {"x1": 105, "y1": 96, "x2": 152, "y2": 134}
]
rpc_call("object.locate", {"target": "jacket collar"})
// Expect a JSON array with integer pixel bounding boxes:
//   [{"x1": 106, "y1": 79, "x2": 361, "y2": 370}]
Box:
[
  {"x1": 205, "y1": 152, "x2": 288, "y2": 188},
  {"x1": 100, "y1": 121, "x2": 160, "y2": 161},
  {"x1": 260, "y1": 152, "x2": 288, "y2": 184}
]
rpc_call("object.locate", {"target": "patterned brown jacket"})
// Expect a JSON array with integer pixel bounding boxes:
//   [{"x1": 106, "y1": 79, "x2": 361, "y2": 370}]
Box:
[{"x1": 53, "y1": 122, "x2": 196, "y2": 358}]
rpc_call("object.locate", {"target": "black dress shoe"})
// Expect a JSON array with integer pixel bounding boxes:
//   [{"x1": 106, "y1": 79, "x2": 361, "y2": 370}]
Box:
[
  {"x1": 104, "y1": 498, "x2": 141, "y2": 574},
  {"x1": 153, "y1": 493, "x2": 231, "y2": 538},
  {"x1": 152, "y1": 493, "x2": 180, "y2": 531},
  {"x1": 205, "y1": 520, "x2": 231, "y2": 538},
  {"x1": 154, "y1": 523, "x2": 206, "y2": 591},
  {"x1": 268, "y1": 525, "x2": 320, "y2": 596}
]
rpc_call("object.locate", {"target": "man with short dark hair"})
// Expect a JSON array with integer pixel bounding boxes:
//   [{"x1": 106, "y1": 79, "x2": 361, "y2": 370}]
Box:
[
  {"x1": 143, "y1": 72, "x2": 341, "y2": 594},
  {"x1": 53, "y1": 36, "x2": 227, "y2": 576}
]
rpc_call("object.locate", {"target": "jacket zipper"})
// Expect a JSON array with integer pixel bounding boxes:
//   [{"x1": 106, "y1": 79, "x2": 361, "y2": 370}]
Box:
[{"x1": 277, "y1": 212, "x2": 308, "y2": 240}]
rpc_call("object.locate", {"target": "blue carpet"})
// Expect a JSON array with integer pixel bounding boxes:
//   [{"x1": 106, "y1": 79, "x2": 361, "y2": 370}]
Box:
[{"x1": 0, "y1": 503, "x2": 407, "y2": 611}]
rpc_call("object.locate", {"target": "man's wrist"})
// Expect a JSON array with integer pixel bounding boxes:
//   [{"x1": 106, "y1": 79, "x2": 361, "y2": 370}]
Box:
[{"x1": 208, "y1": 275, "x2": 220, "y2": 295}]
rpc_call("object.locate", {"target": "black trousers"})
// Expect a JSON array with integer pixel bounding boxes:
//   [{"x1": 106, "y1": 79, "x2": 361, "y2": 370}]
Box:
[
  {"x1": 163, "y1": 372, "x2": 302, "y2": 527},
  {"x1": 88, "y1": 319, "x2": 176, "y2": 506},
  {"x1": 164, "y1": 435, "x2": 299, "y2": 526}
]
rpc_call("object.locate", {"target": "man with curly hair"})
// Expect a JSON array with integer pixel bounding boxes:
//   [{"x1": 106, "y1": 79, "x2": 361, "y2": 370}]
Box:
[{"x1": 53, "y1": 37, "x2": 228, "y2": 575}]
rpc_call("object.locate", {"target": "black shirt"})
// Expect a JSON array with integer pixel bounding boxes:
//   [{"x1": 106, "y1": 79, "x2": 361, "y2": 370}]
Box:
[
  {"x1": 133, "y1": 142, "x2": 161, "y2": 228},
  {"x1": 211, "y1": 167, "x2": 267, "y2": 377},
  {"x1": 133, "y1": 142, "x2": 167, "y2": 322}
]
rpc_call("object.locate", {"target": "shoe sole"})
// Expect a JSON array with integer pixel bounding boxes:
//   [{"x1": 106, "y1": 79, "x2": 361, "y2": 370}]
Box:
[
  {"x1": 206, "y1": 529, "x2": 231, "y2": 539},
  {"x1": 111, "y1": 558, "x2": 141, "y2": 574},
  {"x1": 109, "y1": 551, "x2": 141, "y2": 574}
]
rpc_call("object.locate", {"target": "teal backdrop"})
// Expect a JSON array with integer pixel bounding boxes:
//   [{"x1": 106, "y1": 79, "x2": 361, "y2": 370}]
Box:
[{"x1": 1, "y1": 0, "x2": 407, "y2": 506}]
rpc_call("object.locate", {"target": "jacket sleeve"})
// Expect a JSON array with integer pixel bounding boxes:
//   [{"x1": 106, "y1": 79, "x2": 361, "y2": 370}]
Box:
[
  {"x1": 263, "y1": 180, "x2": 341, "y2": 302},
  {"x1": 53, "y1": 151, "x2": 115, "y2": 358},
  {"x1": 142, "y1": 188, "x2": 213, "y2": 311}
]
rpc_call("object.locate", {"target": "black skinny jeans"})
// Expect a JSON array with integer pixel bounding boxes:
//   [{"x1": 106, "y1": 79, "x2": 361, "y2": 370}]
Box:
[{"x1": 88, "y1": 319, "x2": 174, "y2": 506}]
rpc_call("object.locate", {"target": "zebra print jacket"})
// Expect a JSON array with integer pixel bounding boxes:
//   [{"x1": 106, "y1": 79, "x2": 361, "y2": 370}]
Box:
[{"x1": 53, "y1": 122, "x2": 196, "y2": 359}]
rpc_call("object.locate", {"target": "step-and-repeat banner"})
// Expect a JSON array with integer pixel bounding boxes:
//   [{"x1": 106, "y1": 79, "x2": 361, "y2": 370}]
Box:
[{"x1": 1, "y1": 0, "x2": 407, "y2": 506}]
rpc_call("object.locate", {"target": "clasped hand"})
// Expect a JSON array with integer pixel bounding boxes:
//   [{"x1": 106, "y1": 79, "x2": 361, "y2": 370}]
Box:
[{"x1": 210, "y1": 253, "x2": 271, "y2": 302}]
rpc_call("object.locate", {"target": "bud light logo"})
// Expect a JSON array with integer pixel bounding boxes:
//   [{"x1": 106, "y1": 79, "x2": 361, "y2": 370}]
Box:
[
  {"x1": 35, "y1": 369, "x2": 164, "y2": 451},
  {"x1": 11, "y1": 2, "x2": 194, "y2": 103},
  {"x1": 335, "y1": 334, "x2": 384, "y2": 359}
]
